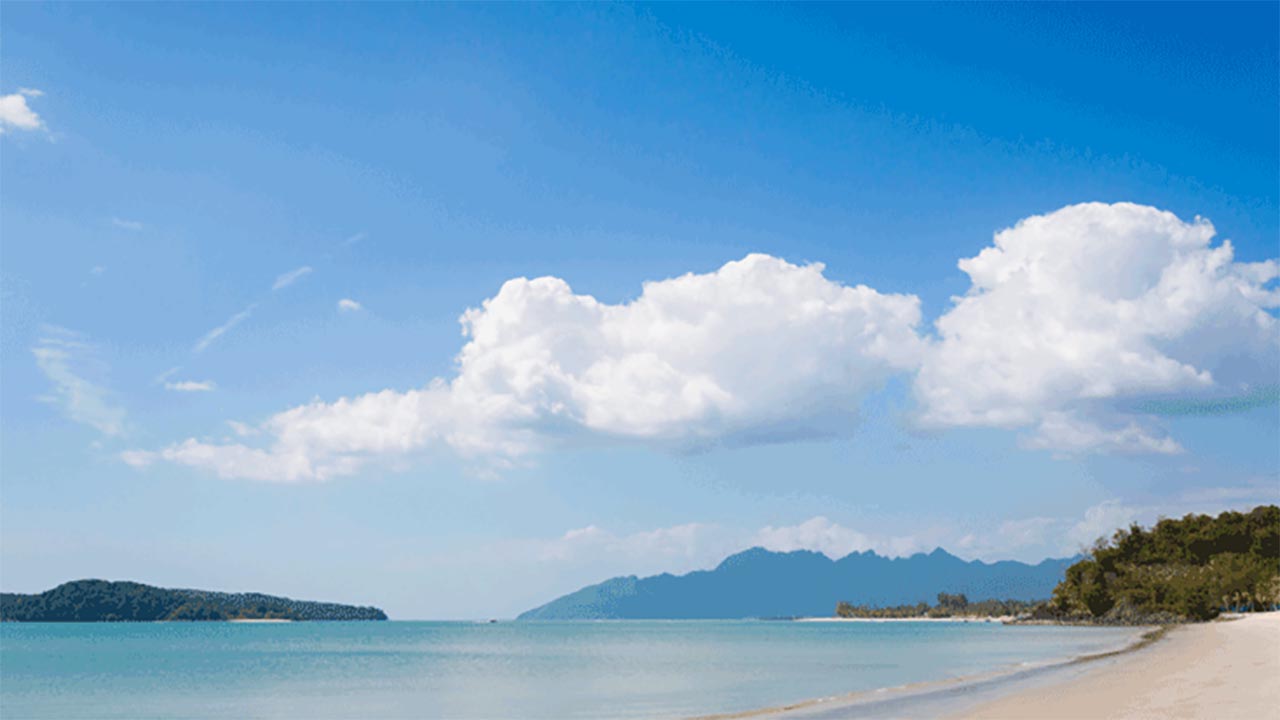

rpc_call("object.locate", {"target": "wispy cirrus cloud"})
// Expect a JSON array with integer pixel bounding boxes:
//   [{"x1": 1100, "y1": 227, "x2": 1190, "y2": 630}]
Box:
[
  {"x1": 32, "y1": 327, "x2": 127, "y2": 436},
  {"x1": 110, "y1": 217, "x2": 143, "y2": 231},
  {"x1": 164, "y1": 380, "x2": 216, "y2": 392},
  {"x1": 337, "y1": 298, "x2": 363, "y2": 312},
  {"x1": 170, "y1": 262, "x2": 313, "y2": 384},
  {"x1": 272, "y1": 266, "x2": 313, "y2": 291},
  {"x1": 227, "y1": 420, "x2": 258, "y2": 437},
  {"x1": 179, "y1": 262, "x2": 314, "y2": 368},
  {"x1": 193, "y1": 305, "x2": 254, "y2": 353},
  {"x1": 154, "y1": 366, "x2": 181, "y2": 384}
]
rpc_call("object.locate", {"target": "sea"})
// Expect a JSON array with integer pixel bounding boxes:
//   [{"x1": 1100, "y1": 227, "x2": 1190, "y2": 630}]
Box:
[{"x1": 0, "y1": 620, "x2": 1141, "y2": 719}]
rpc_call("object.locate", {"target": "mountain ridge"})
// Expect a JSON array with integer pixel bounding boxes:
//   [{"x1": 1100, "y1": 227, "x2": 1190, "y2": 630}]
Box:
[{"x1": 518, "y1": 546, "x2": 1077, "y2": 620}]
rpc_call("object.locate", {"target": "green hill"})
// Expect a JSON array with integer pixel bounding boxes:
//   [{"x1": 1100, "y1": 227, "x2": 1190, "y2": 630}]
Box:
[
  {"x1": 1047, "y1": 505, "x2": 1280, "y2": 622},
  {"x1": 0, "y1": 580, "x2": 387, "y2": 622}
]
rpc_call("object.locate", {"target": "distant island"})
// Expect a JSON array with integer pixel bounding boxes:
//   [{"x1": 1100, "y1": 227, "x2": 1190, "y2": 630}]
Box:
[
  {"x1": 0, "y1": 580, "x2": 387, "y2": 622},
  {"x1": 519, "y1": 546, "x2": 1075, "y2": 620}
]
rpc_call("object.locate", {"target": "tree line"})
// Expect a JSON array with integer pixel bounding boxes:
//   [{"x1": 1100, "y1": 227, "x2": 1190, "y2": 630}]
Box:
[
  {"x1": 1045, "y1": 505, "x2": 1279, "y2": 622},
  {"x1": 836, "y1": 593, "x2": 1038, "y2": 619}
]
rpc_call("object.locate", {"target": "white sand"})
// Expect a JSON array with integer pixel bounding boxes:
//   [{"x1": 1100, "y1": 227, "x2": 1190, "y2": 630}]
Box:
[
  {"x1": 793, "y1": 616, "x2": 1013, "y2": 623},
  {"x1": 956, "y1": 612, "x2": 1280, "y2": 720}
]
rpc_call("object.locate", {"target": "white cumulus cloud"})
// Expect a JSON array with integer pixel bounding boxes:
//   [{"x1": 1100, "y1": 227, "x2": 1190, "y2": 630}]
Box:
[
  {"x1": 537, "y1": 523, "x2": 721, "y2": 567},
  {"x1": 916, "y1": 202, "x2": 1279, "y2": 454},
  {"x1": 0, "y1": 88, "x2": 45, "y2": 133},
  {"x1": 338, "y1": 298, "x2": 363, "y2": 312},
  {"x1": 122, "y1": 204, "x2": 1280, "y2": 481},
  {"x1": 126, "y1": 254, "x2": 925, "y2": 481},
  {"x1": 754, "y1": 516, "x2": 926, "y2": 559},
  {"x1": 1065, "y1": 499, "x2": 1139, "y2": 552}
]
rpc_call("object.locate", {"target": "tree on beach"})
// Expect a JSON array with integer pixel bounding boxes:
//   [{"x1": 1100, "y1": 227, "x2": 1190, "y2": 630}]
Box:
[{"x1": 835, "y1": 595, "x2": 1034, "y2": 619}]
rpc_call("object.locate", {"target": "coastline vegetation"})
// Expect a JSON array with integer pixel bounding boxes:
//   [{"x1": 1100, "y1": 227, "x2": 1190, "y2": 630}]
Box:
[
  {"x1": 0, "y1": 579, "x2": 388, "y2": 622},
  {"x1": 836, "y1": 592, "x2": 1038, "y2": 619},
  {"x1": 833, "y1": 506, "x2": 1279, "y2": 625},
  {"x1": 1041, "y1": 505, "x2": 1280, "y2": 623}
]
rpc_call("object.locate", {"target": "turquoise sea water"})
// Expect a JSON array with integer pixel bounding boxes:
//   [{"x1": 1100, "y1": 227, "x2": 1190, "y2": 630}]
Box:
[{"x1": 1, "y1": 620, "x2": 1139, "y2": 719}]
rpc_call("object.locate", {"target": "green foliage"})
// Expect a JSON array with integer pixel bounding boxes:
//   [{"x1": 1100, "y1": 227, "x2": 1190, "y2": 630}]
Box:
[
  {"x1": 1050, "y1": 505, "x2": 1280, "y2": 622},
  {"x1": 166, "y1": 600, "x2": 229, "y2": 621},
  {"x1": 835, "y1": 595, "x2": 1036, "y2": 619},
  {"x1": 0, "y1": 580, "x2": 388, "y2": 622}
]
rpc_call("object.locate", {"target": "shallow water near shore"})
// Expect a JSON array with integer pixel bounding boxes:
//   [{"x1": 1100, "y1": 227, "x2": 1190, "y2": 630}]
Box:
[{"x1": 1, "y1": 620, "x2": 1141, "y2": 719}]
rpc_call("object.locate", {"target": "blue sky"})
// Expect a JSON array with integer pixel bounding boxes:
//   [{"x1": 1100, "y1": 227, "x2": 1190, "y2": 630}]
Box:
[{"x1": 2, "y1": 3, "x2": 1277, "y2": 619}]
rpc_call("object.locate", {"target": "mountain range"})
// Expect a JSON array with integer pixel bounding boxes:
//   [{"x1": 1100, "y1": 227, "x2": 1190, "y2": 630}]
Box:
[{"x1": 518, "y1": 547, "x2": 1075, "y2": 620}]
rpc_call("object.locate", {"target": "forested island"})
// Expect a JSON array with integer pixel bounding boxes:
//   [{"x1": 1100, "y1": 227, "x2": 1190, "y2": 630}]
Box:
[{"x1": 0, "y1": 580, "x2": 387, "y2": 622}]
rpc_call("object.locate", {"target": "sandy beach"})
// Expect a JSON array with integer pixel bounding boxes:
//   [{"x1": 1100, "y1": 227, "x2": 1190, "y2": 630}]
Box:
[
  {"x1": 748, "y1": 613, "x2": 1279, "y2": 720},
  {"x1": 793, "y1": 616, "x2": 1015, "y2": 624},
  {"x1": 956, "y1": 612, "x2": 1280, "y2": 720}
]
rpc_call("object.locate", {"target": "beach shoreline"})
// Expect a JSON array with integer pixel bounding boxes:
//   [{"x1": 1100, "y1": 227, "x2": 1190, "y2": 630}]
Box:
[
  {"x1": 702, "y1": 613, "x2": 1279, "y2": 720},
  {"x1": 952, "y1": 612, "x2": 1280, "y2": 719},
  {"x1": 690, "y1": 623, "x2": 1153, "y2": 720},
  {"x1": 792, "y1": 616, "x2": 1015, "y2": 624}
]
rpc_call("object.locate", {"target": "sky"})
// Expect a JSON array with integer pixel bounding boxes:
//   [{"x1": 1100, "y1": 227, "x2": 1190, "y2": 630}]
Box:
[{"x1": 2, "y1": 3, "x2": 1277, "y2": 619}]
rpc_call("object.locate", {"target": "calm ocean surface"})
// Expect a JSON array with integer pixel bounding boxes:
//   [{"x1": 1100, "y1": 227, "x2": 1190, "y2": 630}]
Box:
[{"x1": 1, "y1": 620, "x2": 1139, "y2": 719}]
